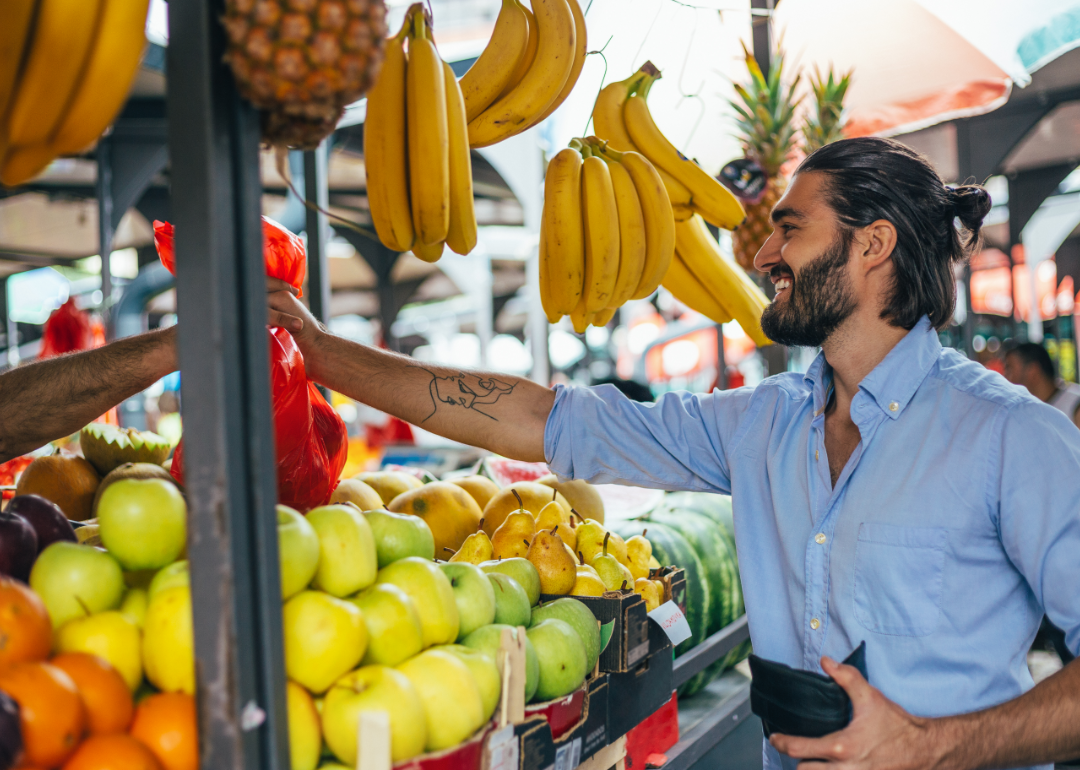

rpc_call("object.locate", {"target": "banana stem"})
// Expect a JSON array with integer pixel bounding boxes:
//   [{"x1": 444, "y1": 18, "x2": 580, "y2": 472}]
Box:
[{"x1": 637, "y1": 73, "x2": 657, "y2": 99}]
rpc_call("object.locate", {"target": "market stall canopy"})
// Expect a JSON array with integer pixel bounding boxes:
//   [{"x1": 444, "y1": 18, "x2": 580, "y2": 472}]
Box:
[{"x1": 775, "y1": 0, "x2": 1080, "y2": 137}]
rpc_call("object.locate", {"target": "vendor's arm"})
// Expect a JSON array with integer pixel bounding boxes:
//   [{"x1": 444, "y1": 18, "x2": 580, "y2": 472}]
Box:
[
  {"x1": 0, "y1": 326, "x2": 177, "y2": 462},
  {"x1": 267, "y1": 283, "x2": 553, "y2": 461}
]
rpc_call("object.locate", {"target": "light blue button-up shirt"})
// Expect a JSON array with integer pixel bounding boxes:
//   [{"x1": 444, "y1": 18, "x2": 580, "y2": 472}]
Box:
[{"x1": 545, "y1": 316, "x2": 1080, "y2": 770}]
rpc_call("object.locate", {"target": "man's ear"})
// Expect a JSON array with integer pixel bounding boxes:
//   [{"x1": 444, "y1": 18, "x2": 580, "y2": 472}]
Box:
[{"x1": 858, "y1": 219, "x2": 897, "y2": 271}]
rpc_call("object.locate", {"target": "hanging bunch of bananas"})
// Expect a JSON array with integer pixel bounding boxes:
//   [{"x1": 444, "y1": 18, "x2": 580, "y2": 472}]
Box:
[
  {"x1": 365, "y1": 4, "x2": 476, "y2": 261},
  {"x1": 592, "y1": 62, "x2": 746, "y2": 230},
  {"x1": 462, "y1": 0, "x2": 586, "y2": 148},
  {"x1": 540, "y1": 136, "x2": 675, "y2": 332},
  {"x1": 0, "y1": 0, "x2": 151, "y2": 187}
]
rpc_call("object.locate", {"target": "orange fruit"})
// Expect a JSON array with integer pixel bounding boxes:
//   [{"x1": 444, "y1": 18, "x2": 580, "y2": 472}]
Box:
[
  {"x1": 0, "y1": 578, "x2": 52, "y2": 667},
  {"x1": 129, "y1": 692, "x2": 197, "y2": 770},
  {"x1": 51, "y1": 652, "x2": 134, "y2": 734},
  {"x1": 15, "y1": 453, "x2": 100, "y2": 522},
  {"x1": 62, "y1": 733, "x2": 162, "y2": 770},
  {"x1": 0, "y1": 661, "x2": 86, "y2": 766}
]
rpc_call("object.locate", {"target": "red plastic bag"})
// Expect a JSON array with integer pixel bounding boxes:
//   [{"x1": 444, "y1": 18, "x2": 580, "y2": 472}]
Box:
[
  {"x1": 153, "y1": 216, "x2": 306, "y2": 296},
  {"x1": 39, "y1": 299, "x2": 94, "y2": 358},
  {"x1": 157, "y1": 219, "x2": 347, "y2": 511}
]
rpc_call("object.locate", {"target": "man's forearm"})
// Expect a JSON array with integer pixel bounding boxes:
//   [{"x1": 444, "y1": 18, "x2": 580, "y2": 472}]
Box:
[
  {"x1": 0, "y1": 327, "x2": 178, "y2": 462},
  {"x1": 303, "y1": 332, "x2": 554, "y2": 462},
  {"x1": 931, "y1": 657, "x2": 1080, "y2": 770}
]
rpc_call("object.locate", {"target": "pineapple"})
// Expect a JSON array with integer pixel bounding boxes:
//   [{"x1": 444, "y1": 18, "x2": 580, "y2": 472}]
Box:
[
  {"x1": 222, "y1": 0, "x2": 388, "y2": 148},
  {"x1": 729, "y1": 45, "x2": 801, "y2": 272},
  {"x1": 801, "y1": 68, "x2": 852, "y2": 154}
]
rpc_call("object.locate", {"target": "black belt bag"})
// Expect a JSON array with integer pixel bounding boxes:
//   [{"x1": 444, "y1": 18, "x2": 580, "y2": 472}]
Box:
[{"x1": 749, "y1": 641, "x2": 867, "y2": 739}]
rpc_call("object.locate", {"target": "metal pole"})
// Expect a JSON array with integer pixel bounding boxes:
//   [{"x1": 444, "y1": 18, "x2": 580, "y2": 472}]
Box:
[
  {"x1": 97, "y1": 137, "x2": 114, "y2": 320},
  {"x1": 303, "y1": 144, "x2": 331, "y2": 325},
  {"x1": 166, "y1": 1, "x2": 289, "y2": 769}
]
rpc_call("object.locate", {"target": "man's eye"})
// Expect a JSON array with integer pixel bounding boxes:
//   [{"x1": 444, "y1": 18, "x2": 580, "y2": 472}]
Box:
[{"x1": 780, "y1": 224, "x2": 796, "y2": 235}]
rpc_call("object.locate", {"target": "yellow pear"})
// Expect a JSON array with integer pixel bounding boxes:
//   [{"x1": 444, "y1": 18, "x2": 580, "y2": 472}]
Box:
[
  {"x1": 448, "y1": 525, "x2": 494, "y2": 564},
  {"x1": 634, "y1": 578, "x2": 661, "y2": 612},
  {"x1": 526, "y1": 527, "x2": 577, "y2": 596},
  {"x1": 119, "y1": 587, "x2": 148, "y2": 629},
  {"x1": 536, "y1": 499, "x2": 575, "y2": 550},
  {"x1": 575, "y1": 519, "x2": 608, "y2": 564},
  {"x1": 142, "y1": 584, "x2": 195, "y2": 694},
  {"x1": 536, "y1": 474, "x2": 605, "y2": 524},
  {"x1": 481, "y1": 482, "x2": 571, "y2": 536},
  {"x1": 570, "y1": 569, "x2": 606, "y2": 597},
  {"x1": 56, "y1": 610, "x2": 143, "y2": 691},
  {"x1": 652, "y1": 579, "x2": 666, "y2": 601},
  {"x1": 649, "y1": 555, "x2": 661, "y2": 570},
  {"x1": 564, "y1": 544, "x2": 579, "y2": 564},
  {"x1": 591, "y1": 533, "x2": 634, "y2": 592},
  {"x1": 448, "y1": 475, "x2": 500, "y2": 510},
  {"x1": 491, "y1": 510, "x2": 535, "y2": 560},
  {"x1": 625, "y1": 530, "x2": 653, "y2": 581}
]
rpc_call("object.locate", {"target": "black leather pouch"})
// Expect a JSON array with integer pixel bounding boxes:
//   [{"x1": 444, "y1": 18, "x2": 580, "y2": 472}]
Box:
[{"x1": 749, "y1": 641, "x2": 867, "y2": 738}]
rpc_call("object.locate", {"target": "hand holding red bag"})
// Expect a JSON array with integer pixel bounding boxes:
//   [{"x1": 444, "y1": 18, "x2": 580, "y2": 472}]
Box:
[{"x1": 155, "y1": 217, "x2": 347, "y2": 511}]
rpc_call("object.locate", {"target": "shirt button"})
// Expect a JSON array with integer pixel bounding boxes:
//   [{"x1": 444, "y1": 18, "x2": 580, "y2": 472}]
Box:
[
  {"x1": 810, "y1": 618, "x2": 821, "y2": 630},
  {"x1": 889, "y1": 401, "x2": 899, "y2": 412},
  {"x1": 815, "y1": 450, "x2": 819, "y2": 461},
  {"x1": 815, "y1": 533, "x2": 826, "y2": 544}
]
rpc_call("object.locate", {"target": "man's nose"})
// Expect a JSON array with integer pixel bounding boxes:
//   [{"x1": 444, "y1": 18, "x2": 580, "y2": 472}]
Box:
[{"x1": 753, "y1": 231, "x2": 781, "y2": 275}]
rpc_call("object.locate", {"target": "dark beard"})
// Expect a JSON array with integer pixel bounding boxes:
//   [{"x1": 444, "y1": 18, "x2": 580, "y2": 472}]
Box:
[{"x1": 759, "y1": 232, "x2": 857, "y2": 348}]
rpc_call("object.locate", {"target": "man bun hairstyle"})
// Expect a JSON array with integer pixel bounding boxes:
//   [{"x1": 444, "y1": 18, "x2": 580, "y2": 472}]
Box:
[{"x1": 797, "y1": 136, "x2": 992, "y2": 331}]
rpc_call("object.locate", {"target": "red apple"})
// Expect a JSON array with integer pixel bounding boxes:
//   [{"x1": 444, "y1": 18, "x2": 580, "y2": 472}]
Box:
[{"x1": 5, "y1": 495, "x2": 76, "y2": 553}]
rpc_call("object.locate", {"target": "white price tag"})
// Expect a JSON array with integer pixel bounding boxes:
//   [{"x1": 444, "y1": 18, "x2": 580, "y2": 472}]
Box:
[
  {"x1": 486, "y1": 723, "x2": 518, "y2": 770},
  {"x1": 648, "y1": 601, "x2": 692, "y2": 646}
]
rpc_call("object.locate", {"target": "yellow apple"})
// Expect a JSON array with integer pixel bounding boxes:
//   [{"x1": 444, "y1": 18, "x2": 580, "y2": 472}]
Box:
[
  {"x1": 397, "y1": 649, "x2": 483, "y2": 751},
  {"x1": 375, "y1": 557, "x2": 458, "y2": 648},
  {"x1": 283, "y1": 590, "x2": 367, "y2": 694},
  {"x1": 287, "y1": 680, "x2": 322, "y2": 770},
  {"x1": 119, "y1": 587, "x2": 148, "y2": 629},
  {"x1": 278, "y1": 505, "x2": 320, "y2": 600},
  {"x1": 142, "y1": 584, "x2": 195, "y2": 694},
  {"x1": 307, "y1": 505, "x2": 378, "y2": 597},
  {"x1": 347, "y1": 584, "x2": 423, "y2": 667},
  {"x1": 56, "y1": 610, "x2": 143, "y2": 691},
  {"x1": 437, "y1": 645, "x2": 500, "y2": 722},
  {"x1": 322, "y1": 665, "x2": 427, "y2": 764}
]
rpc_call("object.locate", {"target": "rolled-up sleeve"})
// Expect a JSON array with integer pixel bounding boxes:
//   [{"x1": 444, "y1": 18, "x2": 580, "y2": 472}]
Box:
[
  {"x1": 543, "y1": 383, "x2": 755, "y2": 493},
  {"x1": 996, "y1": 400, "x2": 1080, "y2": 655}
]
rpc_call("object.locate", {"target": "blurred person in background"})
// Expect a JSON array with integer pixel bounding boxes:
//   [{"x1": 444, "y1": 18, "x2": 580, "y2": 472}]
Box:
[{"x1": 1003, "y1": 341, "x2": 1080, "y2": 428}]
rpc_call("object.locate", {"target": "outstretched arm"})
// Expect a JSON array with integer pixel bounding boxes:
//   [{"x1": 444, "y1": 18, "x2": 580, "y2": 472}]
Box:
[
  {"x1": 267, "y1": 282, "x2": 553, "y2": 462},
  {"x1": 0, "y1": 326, "x2": 178, "y2": 463}
]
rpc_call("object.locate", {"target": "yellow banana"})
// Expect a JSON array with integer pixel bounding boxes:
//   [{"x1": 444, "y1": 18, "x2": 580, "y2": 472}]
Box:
[
  {"x1": 413, "y1": 240, "x2": 445, "y2": 263},
  {"x1": 467, "y1": 0, "x2": 575, "y2": 148},
  {"x1": 580, "y1": 153, "x2": 620, "y2": 313},
  {"x1": 496, "y1": 1, "x2": 537, "y2": 101},
  {"x1": 675, "y1": 214, "x2": 771, "y2": 346},
  {"x1": 538, "y1": 216, "x2": 562, "y2": 324},
  {"x1": 460, "y1": 0, "x2": 529, "y2": 122},
  {"x1": 590, "y1": 68, "x2": 692, "y2": 207},
  {"x1": 592, "y1": 307, "x2": 616, "y2": 327},
  {"x1": 6, "y1": 0, "x2": 104, "y2": 148},
  {"x1": 614, "y1": 149, "x2": 675, "y2": 300},
  {"x1": 0, "y1": 0, "x2": 40, "y2": 160},
  {"x1": 51, "y1": 0, "x2": 150, "y2": 155},
  {"x1": 365, "y1": 23, "x2": 414, "y2": 251},
  {"x1": 542, "y1": 147, "x2": 585, "y2": 314},
  {"x1": 443, "y1": 60, "x2": 477, "y2": 255},
  {"x1": 570, "y1": 295, "x2": 592, "y2": 334},
  {"x1": 1, "y1": 144, "x2": 53, "y2": 187},
  {"x1": 594, "y1": 146, "x2": 645, "y2": 309},
  {"x1": 672, "y1": 203, "x2": 694, "y2": 222},
  {"x1": 663, "y1": 250, "x2": 733, "y2": 324},
  {"x1": 528, "y1": 0, "x2": 587, "y2": 126},
  {"x1": 623, "y1": 71, "x2": 745, "y2": 231},
  {"x1": 407, "y1": 10, "x2": 450, "y2": 246}
]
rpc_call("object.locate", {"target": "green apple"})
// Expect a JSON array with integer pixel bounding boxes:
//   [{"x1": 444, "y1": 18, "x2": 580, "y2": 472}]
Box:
[
  {"x1": 487, "y1": 573, "x2": 531, "y2": 628},
  {"x1": 30, "y1": 541, "x2": 124, "y2": 628},
  {"x1": 364, "y1": 509, "x2": 435, "y2": 567},
  {"x1": 480, "y1": 558, "x2": 541, "y2": 606},
  {"x1": 322, "y1": 665, "x2": 427, "y2": 764},
  {"x1": 526, "y1": 619, "x2": 587, "y2": 702},
  {"x1": 277, "y1": 505, "x2": 320, "y2": 600},
  {"x1": 287, "y1": 680, "x2": 322, "y2": 770},
  {"x1": 348, "y1": 584, "x2": 423, "y2": 667},
  {"x1": 376, "y1": 557, "x2": 459, "y2": 647},
  {"x1": 148, "y1": 560, "x2": 188, "y2": 598},
  {"x1": 119, "y1": 587, "x2": 148, "y2": 629},
  {"x1": 397, "y1": 649, "x2": 483, "y2": 750},
  {"x1": 283, "y1": 590, "x2": 368, "y2": 693},
  {"x1": 307, "y1": 505, "x2": 378, "y2": 597},
  {"x1": 438, "y1": 563, "x2": 496, "y2": 640},
  {"x1": 97, "y1": 478, "x2": 187, "y2": 571},
  {"x1": 462, "y1": 624, "x2": 539, "y2": 703},
  {"x1": 438, "y1": 644, "x2": 501, "y2": 722},
  {"x1": 530, "y1": 598, "x2": 601, "y2": 673}
]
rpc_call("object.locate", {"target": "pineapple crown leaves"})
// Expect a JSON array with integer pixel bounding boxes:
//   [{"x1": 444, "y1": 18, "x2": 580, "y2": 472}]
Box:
[
  {"x1": 801, "y1": 66, "x2": 853, "y2": 154},
  {"x1": 729, "y1": 42, "x2": 803, "y2": 178}
]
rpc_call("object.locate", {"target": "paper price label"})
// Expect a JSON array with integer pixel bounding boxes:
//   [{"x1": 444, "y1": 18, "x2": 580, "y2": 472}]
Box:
[
  {"x1": 648, "y1": 601, "x2": 692, "y2": 646},
  {"x1": 486, "y1": 724, "x2": 518, "y2": 770}
]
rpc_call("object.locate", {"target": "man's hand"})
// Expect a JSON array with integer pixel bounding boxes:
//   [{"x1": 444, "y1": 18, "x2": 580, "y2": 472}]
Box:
[
  {"x1": 769, "y1": 656, "x2": 938, "y2": 770},
  {"x1": 266, "y1": 278, "x2": 322, "y2": 349}
]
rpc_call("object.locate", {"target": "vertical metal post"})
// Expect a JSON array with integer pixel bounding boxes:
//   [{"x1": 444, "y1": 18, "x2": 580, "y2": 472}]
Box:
[
  {"x1": 303, "y1": 144, "x2": 332, "y2": 325},
  {"x1": 97, "y1": 137, "x2": 114, "y2": 318},
  {"x1": 166, "y1": 1, "x2": 289, "y2": 769},
  {"x1": 716, "y1": 324, "x2": 727, "y2": 390}
]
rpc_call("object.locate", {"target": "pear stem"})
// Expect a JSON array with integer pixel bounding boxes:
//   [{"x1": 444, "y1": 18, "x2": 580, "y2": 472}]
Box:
[
  {"x1": 478, "y1": 518, "x2": 485, "y2": 530},
  {"x1": 602, "y1": 531, "x2": 610, "y2": 557},
  {"x1": 443, "y1": 547, "x2": 456, "y2": 554},
  {"x1": 552, "y1": 489, "x2": 558, "y2": 502},
  {"x1": 511, "y1": 489, "x2": 524, "y2": 511}
]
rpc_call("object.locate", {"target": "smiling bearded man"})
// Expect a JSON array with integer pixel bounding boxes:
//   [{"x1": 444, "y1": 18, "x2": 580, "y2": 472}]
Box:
[{"x1": 266, "y1": 136, "x2": 1080, "y2": 770}]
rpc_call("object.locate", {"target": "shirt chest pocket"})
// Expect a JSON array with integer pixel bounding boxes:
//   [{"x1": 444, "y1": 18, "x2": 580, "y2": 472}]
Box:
[{"x1": 853, "y1": 523, "x2": 948, "y2": 637}]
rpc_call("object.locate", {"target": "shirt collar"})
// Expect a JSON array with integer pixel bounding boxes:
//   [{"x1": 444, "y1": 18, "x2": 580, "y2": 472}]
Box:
[
  {"x1": 801, "y1": 316, "x2": 940, "y2": 420},
  {"x1": 857, "y1": 316, "x2": 941, "y2": 420}
]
